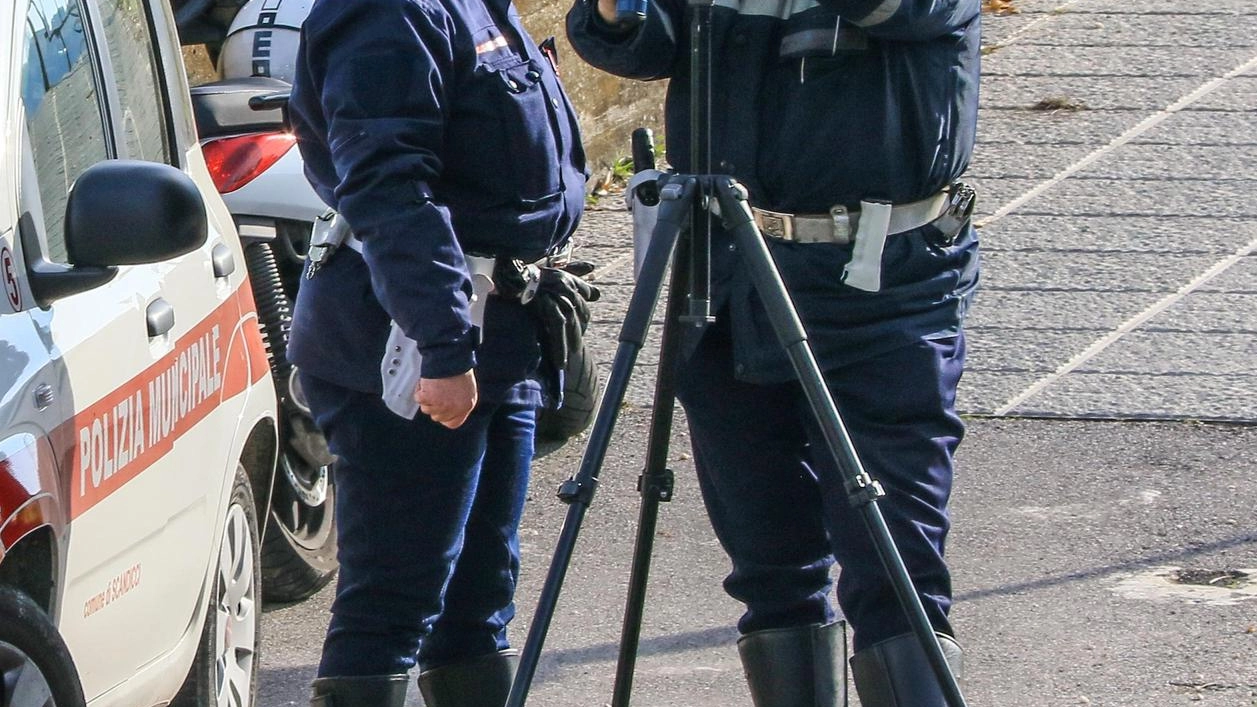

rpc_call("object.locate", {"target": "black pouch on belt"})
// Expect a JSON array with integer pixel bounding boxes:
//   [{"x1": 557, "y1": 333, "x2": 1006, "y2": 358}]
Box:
[
  {"x1": 932, "y1": 183, "x2": 978, "y2": 245},
  {"x1": 494, "y1": 258, "x2": 601, "y2": 404}
]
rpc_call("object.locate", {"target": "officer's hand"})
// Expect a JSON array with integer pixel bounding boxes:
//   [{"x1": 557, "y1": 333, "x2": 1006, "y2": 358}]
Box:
[
  {"x1": 596, "y1": 0, "x2": 618, "y2": 25},
  {"x1": 415, "y1": 370, "x2": 478, "y2": 429}
]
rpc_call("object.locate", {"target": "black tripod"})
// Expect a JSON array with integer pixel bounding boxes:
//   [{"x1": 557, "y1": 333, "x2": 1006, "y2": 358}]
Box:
[{"x1": 505, "y1": 1, "x2": 970, "y2": 705}]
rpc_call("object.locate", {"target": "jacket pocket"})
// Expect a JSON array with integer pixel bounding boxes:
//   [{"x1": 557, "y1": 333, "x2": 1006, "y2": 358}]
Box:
[{"x1": 446, "y1": 56, "x2": 564, "y2": 206}]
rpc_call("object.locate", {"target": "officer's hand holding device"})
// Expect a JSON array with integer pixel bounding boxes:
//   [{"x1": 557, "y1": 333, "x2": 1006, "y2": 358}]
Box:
[{"x1": 596, "y1": 0, "x2": 645, "y2": 28}]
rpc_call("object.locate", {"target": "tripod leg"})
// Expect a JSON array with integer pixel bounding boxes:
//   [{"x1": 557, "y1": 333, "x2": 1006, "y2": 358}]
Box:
[
  {"x1": 609, "y1": 213, "x2": 694, "y2": 707},
  {"x1": 506, "y1": 177, "x2": 699, "y2": 707},
  {"x1": 710, "y1": 178, "x2": 968, "y2": 707}
]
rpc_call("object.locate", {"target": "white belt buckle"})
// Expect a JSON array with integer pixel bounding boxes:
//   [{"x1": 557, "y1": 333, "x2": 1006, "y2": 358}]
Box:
[{"x1": 755, "y1": 208, "x2": 794, "y2": 241}]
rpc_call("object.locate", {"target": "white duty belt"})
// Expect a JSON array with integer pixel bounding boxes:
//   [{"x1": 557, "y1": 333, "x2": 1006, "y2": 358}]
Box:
[
  {"x1": 750, "y1": 188, "x2": 970, "y2": 293},
  {"x1": 345, "y1": 233, "x2": 571, "y2": 270},
  {"x1": 750, "y1": 192, "x2": 949, "y2": 246}
]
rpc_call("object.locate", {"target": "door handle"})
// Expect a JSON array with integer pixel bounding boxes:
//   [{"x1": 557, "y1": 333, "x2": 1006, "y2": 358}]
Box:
[
  {"x1": 147, "y1": 298, "x2": 175, "y2": 337},
  {"x1": 212, "y1": 242, "x2": 236, "y2": 278}
]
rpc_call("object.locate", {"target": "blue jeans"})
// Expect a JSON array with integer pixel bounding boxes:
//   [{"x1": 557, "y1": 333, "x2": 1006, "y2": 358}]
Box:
[
  {"x1": 674, "y1": 320, "x2": 965, "y2": 651},
  {"x1": 301, "y1": 373, "x2": 537, "y2": 677}
]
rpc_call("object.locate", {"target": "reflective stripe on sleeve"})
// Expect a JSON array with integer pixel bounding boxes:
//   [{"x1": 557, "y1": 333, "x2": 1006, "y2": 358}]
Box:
[
  {"x1": 851, "y1": 0, "x2": 901, "y2": 27},
  {"x1": 714, "y1": 0, "x2": 819, "y2": 20}
]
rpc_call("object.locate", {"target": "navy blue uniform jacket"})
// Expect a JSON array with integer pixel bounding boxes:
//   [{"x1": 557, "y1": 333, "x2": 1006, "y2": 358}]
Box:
[
  {"x1": 287, "y1": 0, "x2": 587, "y2": 400},
  {"x1": 568, "y1": 0, "x2": 981, "y2": 383}
]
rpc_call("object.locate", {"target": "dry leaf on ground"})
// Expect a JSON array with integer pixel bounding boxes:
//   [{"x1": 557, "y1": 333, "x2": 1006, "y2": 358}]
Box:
[
  {"x1": 1030, "y1": 96, "x2": 1088, "y2": 112},
  {"x1": 983, "y1": 0, "x2": 1019, "y2": 15}
]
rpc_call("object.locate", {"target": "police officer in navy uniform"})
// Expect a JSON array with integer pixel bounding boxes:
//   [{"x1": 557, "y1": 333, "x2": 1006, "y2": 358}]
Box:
[
  {"x1": 568, "y1": 1, "x2": 980, "y2": 705},
  {"x1": 285, "y1": 0, "x2": 592, "y2": 704}
]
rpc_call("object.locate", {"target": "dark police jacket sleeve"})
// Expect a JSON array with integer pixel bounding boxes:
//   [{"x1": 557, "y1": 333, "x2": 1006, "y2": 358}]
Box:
[
  {"x1": 288, "y1": 0, "x2": 587, "y2": 395},
  {"x1": 294, "y1": 0, "x2": 476, "y2": 381}
]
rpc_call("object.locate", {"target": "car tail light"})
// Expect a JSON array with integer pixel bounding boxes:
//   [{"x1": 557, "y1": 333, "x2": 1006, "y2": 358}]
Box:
[{"x1": 202, "y1": 133, "x2": 297, "y2": 194}]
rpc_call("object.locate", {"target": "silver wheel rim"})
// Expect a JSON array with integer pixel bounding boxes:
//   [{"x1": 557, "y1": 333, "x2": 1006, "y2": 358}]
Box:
[
  {"x1": 215, "y1": 503, "x2": 257, "y2": 707},
  {"x1": 0, "y1": 640, "x2": 55, "y2": 707},
  {"x1": 280, "y1": 451, "x2": 328, "y2": 507}
]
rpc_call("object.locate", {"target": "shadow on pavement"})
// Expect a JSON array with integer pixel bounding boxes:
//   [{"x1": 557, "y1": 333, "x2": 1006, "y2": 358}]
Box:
[{"x1": 957, "y1": 532, "x2": 1257, "y2": 603}]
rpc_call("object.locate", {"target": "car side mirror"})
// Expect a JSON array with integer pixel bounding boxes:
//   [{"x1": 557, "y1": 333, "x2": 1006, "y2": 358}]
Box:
[
  {"x1": 65, "y1": 160, "x2": 208, "y2": 266},
  {"x1": 21, "y1": 160, "x2": 209, "y2": 306}
]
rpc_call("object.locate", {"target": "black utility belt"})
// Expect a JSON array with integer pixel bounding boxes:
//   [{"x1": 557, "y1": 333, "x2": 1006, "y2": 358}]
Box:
[
  {"x1": 490, "y1": 249, "x2": 569, "y2": 304},
  {"x1": 340, "y1": 236, "x2": 572, "y2": 304}
]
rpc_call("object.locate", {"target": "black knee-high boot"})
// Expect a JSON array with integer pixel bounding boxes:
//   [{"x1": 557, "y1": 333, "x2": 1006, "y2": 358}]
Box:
[
  {"x1": 737, "y1": 621, "x2": 848, "y2": 706},
  {"x1": 309, "y1": 674, "x2": 409, "y2": 707},
  {"x1": 850, "y1": 632, "x2": 963, "y2": 707},
  {"x1": 417, "y1": 649, "x2": 518, "y2": 707}
]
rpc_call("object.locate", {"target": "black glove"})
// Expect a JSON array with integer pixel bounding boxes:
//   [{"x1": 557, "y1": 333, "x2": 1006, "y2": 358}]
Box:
[
  {"x1": 528, "y1": 266, "x2": 600, "y2": 375},
  {"x1": 495, "y1": 258, "x2": 601, "y2": 403},
  {"x1": 558, "y1": 259, "x2": 597, "y2": 278}
]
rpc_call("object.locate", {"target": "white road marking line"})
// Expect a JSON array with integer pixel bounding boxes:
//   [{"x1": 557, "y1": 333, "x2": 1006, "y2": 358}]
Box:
[
  {"x1": 990, "y1": 50, "x2": 1257, "y2": 416},
  {"x1": 981, "y1": 0, "x2": 1085, "y2": 51},
  {"x1": 976, "y1": 52, "x2": 1257, "y2": 231},
  {"x1": 591, "y1": 251, "x2": 635, "y2": 281},
  {"x1": 993, "y1": 236, "x2": 1257, "y2": 416}
]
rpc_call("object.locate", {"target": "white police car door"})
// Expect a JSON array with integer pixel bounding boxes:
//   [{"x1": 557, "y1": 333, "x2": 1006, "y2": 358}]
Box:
[{"x1": 12, "y1": 0, "x2": 257, "y2": 695}]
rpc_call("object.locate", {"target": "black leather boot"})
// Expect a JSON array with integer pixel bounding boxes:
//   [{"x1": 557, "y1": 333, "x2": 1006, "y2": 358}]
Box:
[
  {"x1": 308, "y1": 674, "x2": 409, "y2": 707},
  {"x1": 737, "y1": 621, "x2": 848, "y2": 707},
  {"x1": 417, "y1": 649, "x2": 519, "y2": 707},
  {"x1": 850, "y1": 632, "x2": 963, "y2": 707}
]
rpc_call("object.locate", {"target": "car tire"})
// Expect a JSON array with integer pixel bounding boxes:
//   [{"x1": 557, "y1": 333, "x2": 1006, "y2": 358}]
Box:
[
  {"x1": 0, "y1": 587, "x2": 86, "y2": 707},
  {"x1": 536, "y1": 339, "x2": 601, "y2": 443},
  {"x1": 171, "y1": 464, "x2": 261, "y2": 707}
]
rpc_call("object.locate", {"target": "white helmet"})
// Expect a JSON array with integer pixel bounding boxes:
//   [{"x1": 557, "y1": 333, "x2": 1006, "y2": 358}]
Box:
[{"x1": 217, "y1": 0, "x2": 313, "y2": 83}]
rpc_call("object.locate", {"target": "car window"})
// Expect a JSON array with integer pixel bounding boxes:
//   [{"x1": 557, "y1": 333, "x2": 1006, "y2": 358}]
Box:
[
  {"x1": 96, "y1": 0, "x2": 174, "y2": 163},
  {"x1": 22, "y1": 0, "x2": 110, "y2": 263}
]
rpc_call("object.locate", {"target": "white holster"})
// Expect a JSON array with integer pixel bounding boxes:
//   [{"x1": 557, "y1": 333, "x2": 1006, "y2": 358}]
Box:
[
  {"x1": 380, "y1": 255, "x2": 496, "y2": 420},
  {"x1": 626, "y1": 169, "x2": 664, "y2": 280}
]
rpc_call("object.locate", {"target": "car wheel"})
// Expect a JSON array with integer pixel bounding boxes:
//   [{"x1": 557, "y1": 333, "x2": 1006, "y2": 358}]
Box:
[
  {"x1": 260, "y1": 427, "x2": 338, "y2": 603},
  {"x1": 172, "y1": 465, "x2": 260, "y2": 707},
  {"x1": 0, "y1": 587, "x2": 86, "y2": 707},
  {"x1": 536, "y1": 339, "x2": 601, "y2": 444}
]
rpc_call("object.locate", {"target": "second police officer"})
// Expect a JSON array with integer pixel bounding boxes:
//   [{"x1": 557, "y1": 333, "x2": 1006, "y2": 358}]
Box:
[
  {"x1": 568, "y1": 0, "x2": 982, "y2": 705},
  {"x1": 285, "y1": 0, "x2": 595, "y2": 705}
]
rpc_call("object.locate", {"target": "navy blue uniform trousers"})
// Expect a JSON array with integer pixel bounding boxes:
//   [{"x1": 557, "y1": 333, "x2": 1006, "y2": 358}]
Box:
[
  {"x1": 674, "y1": 318, "x2": 965, "y2": 652},
  {"x1": 301, "y1": 373, "x2": 537, "y2": 677}
]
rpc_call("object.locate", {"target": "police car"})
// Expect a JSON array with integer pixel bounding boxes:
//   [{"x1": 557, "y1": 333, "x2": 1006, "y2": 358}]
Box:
[{"x1": 0, "y1": 0, "x2": 280, "y2": 704}]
